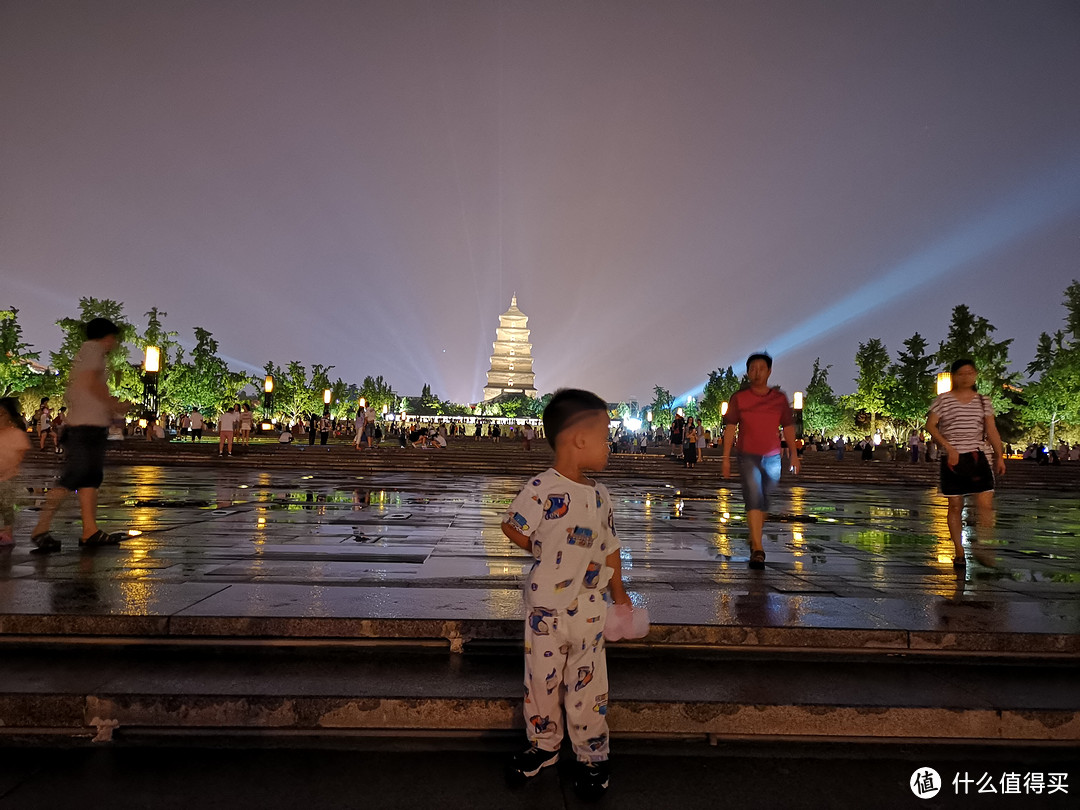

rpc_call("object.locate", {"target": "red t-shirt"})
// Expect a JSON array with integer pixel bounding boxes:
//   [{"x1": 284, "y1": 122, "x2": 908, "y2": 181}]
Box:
[{"x1": 724, "y1": 388, "x2": 794, "y2": 457}]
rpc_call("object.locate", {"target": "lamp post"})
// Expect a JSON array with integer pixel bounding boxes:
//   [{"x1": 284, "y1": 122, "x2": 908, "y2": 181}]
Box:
[
  {"x1": 263, "y1": 375, "x2": 274, "y2": 424},
  {"x1": 792, "y1": 391, "x2": 804, "y2": 439},
  {"x1": 936, "y1": 372, "x2": 952, "y2": 395},
  {"x1": 323, "y1": 389, "x2": 332, "y2": 407},
  {"x1": 141, "y1": 345, "x2": 160, "y2": 424}
]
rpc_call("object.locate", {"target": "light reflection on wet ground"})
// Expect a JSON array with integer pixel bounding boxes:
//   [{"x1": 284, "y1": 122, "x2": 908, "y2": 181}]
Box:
[{"x1": 1, "y1": 463, "x2": 1077, "y2": 633}]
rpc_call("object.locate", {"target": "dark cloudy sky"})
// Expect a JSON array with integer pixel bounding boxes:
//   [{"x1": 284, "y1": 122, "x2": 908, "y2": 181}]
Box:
[{"x1": 3, "y1": 0, "x2": 1079, "y2": 404}]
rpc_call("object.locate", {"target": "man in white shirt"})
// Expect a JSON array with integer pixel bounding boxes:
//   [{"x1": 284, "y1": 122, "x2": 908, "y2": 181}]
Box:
[
  {"x1": 31, "y1": 318, "x2": 127, "y2": 552},
  {"x1": 189, "y1": 408, "x2": 204, "y2": 441}
]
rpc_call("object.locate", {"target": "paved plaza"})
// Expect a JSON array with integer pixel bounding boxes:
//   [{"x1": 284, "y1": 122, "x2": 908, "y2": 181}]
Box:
[{"x1": 1, "y1": 457, "x2": 1077, "y2": 646}]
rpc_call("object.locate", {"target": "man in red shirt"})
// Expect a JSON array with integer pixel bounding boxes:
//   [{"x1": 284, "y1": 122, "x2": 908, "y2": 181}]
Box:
[{"x1": 721, "y1": 353, "x2": 800, "y2": 569}]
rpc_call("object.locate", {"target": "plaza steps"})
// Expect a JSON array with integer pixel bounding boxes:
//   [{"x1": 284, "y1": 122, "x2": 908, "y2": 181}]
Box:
[
  {"x1": 1, "y1": 639, "x2": 1076, "y2": 745},
  {"x1": 67, "y1": 440, "x2": 1080, "y2": 491}
]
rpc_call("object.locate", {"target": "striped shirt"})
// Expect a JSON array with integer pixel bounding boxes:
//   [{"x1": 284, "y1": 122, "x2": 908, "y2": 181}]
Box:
[{"x1": 929, "y1": 393, "x2": 994, "y2": 454}]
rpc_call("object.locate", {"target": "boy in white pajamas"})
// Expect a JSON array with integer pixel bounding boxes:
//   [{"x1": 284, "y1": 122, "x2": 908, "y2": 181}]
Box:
[{"x1": 502, "y1": 389, "x2": 630, "y2": 801}]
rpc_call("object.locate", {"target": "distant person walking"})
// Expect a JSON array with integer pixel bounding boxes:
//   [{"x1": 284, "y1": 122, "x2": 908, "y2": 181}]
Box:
[
  {"x1": 50, "y1": 407, "x2": 67, "y2": 454},
  {"x1": 238, "y1": 404, "x2": 254, "y2": 446},
  {"x1": 319, "y1": 411, "x2": 331, "y2": 446},
  {"x1": 34, "y1": 397, "x2": 53, "y2": 451},
  {"x1": 308, "y1": 413, "x2": 318, "y2": 446},
  {"x1": 924, "y1": 358, "x2": 1006, "y2": 568},
  {"x1": 0, "y1": 398, "x2": 30, "y2": 547},
  {"x1": 189, "y1": 408, "x2": 204, "y2": 442},
  {"x1": 684, "y1": 418, "x2": 699, "y2": 468},
  {"x1": 218, "y1": 406, "x2": 237, "y2": 456},
  {"x1": 721, "y1": 353, "x2": 799, "y2": 569},
  {"x1": 363, "y1": 402, "x2": 378, "y2": 448},
  {"x1": 31, "y1": 318, "x2": 127, "y2": 552}
]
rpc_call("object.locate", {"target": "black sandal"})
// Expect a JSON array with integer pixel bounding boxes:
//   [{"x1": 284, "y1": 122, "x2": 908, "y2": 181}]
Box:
[
  {"x1": 749, "y1": 549, "x2": 766, "y2": 570},
  {"x1": 952, "y1": 557, "x2": 967, "y2": 569},
  {"x1": 79, "y1": 530, "x2": 124, "y2": 547},
  {"x1": 31, "y1": 531, "x2": 61, "y2": 553}
]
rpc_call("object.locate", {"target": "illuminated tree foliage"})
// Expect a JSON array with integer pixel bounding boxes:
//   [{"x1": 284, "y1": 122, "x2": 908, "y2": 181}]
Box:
[
  {"x1": 648, "y1": 385, "x2": 675, "y2": 429},
  {"x1": 888, "y1": 333, "x2": 936, "y2": 437},
  {"x1": 52, "y1": 298, "x2": 137, "y2": 401},
  {"x1": 936, "y1": 304, "x2": 1016, "y2": 413},
  {"x1": 0, "y1": 307, "x2": 44, "y2": 398},
  {"x1": 1018, "y1": 281, "x2": 1080, "y2": 445},
  {"x1": 700, "y1": 366, "x2": 740, "y2": 434},
  {"x1": 803, "y1": 358, "x2": 844, "y2": 438},
  {"x1": 850, "y1": 338, "x2": 891, "y2": 436},
  {"x1": 167, "y1": 327, "x2": 249, "y2": 416}
]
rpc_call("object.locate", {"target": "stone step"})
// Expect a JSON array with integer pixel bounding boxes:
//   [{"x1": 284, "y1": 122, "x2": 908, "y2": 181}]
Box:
[
  {"x1": 38, "y1": 442, "x2": 1073, "y2": 490},
  {"x1": 2, "y1": 643, "x2": 1076, "y2": 743},
  {"x1": 2, "y1": 615, "x2": 1077, "y2": 658}
]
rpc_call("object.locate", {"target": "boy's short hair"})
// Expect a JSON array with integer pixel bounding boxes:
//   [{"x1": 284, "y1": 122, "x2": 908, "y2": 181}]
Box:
[
  {"x1": 950, "y1": 358, "x2": 976, "y2": 374},
  {"x1": 746, "y1": 352, "x2": 773, "y2": 370},
  {"x1": 0, "y1": 397, "x2": 27, "y2": 432},
  {"x1": 85, "y1": 318, "x2": 120, "y2": 341},
  {"x1": 543, "y1": 389, "x2": 608, "y2": 449}
]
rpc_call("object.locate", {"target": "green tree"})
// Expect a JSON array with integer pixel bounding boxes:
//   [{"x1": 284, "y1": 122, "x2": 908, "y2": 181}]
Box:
[
  {"x1": 851, "y1": 338, "x2": 891, "y2": 436},
  {"x1": 889, "y1": 334, "x2": 936, "y2": 437},
  {"x1": 51, "y1": 298, "x2": 137, "y2": 399},
  {"x1": 166, "y1": 327, "x2": 248, "y2": 416},
  {"x1": 358, "y1": 375, "x2": 397, "y2": 415},
  {"x1": 1019, "y1": 331, "x2": 1079, "y2": 445},
  {"x1": 936, "y1": 304, "x2": 1016, "y2": 413},
  {"x1": 803, "y1": 358, "x2": 844, "y2": 437},
  {"x1": 648, "y1": 385, "x2": 675, "y2": 429},
  {"x1": 700, "y1": 367, "x2": 740, "y2": 435},
  {"x1": 0, "y1": 307, "x2": 44, "y2": 397},
  {"x1": 1017, "y1": 282, "x2": 1080, "y2": 445}
]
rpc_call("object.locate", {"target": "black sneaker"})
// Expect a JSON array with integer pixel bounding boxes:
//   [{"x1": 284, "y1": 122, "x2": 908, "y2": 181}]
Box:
[
  {"x1": 573, "y1": 759, "x2": 610, "y2": 801},
  {"x1": 505, "y1": 745, "x2": 559, "y2": 786}
]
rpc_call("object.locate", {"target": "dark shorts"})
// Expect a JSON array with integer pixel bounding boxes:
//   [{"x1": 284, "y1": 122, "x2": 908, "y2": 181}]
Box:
[
  {"x1": 940, "y1": 452, "x2": 994, "y2": 496},
  {"x1": 58, "y1": 426, "x2": 108, "y2": 490},
  {"x1": 737, "y1": 452, "x2": 782, "y2": 512}
]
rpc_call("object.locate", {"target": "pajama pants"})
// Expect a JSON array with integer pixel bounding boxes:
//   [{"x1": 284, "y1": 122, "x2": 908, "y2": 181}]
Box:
[{"x1": 523, "y1": 592, "x2": 610, "y2": 762}]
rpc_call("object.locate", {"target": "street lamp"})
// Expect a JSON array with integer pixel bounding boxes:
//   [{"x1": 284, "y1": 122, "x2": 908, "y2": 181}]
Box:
[
  {"x1": 263, "y1": 375, "x2": 274, "y2": 423},
  {"x1": 936, "y1": 372, "x2": 952, "y2": 394},
  {"x1": 358, "y1": 397, "x2": 367, "y2": 409},
  {"x1": 721, "y1": 401, "x2": 728, "y2": 416},
  {"x1": 141, "y1": 345, "x2": 160, "y2": 423},
  {"x1": 792, "y1": 391, "x2": 804, "y2": 439},
  {"x1": 323, "y1": 389, "x2": 332, "y2": 406}
]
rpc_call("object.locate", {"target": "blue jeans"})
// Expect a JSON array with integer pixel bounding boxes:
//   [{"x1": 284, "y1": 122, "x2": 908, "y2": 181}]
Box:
[{"x1": 738, "y1": 453, "x2": 782, "y2": 512}]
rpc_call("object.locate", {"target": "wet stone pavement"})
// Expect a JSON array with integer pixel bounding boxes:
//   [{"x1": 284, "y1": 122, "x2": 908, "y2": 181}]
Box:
[{"x1": 0, "y1": 460, "x2": 1078, "y2": 641}]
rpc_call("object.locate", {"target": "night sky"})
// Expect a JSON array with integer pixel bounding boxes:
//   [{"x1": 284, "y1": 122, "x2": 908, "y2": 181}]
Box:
[{"x1": 2, "y1": 1, "x2": 1078, "y2": 404}]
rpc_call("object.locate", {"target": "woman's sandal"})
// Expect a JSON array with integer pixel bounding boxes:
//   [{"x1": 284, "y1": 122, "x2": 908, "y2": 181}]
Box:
[
  {"x1": 749, "y1": 549, "x2": 766, "y2": 570},
  {"x1": 952, "y1": 557, "x2": 967, "y2": 569},
  {"x1": 78, "y1": 529, "x2": 124, "y2": 548}
]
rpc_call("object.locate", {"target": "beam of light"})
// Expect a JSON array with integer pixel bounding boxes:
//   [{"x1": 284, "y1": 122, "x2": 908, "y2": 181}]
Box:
[{"x1": 678, "y1": 155, "x2": 1080, "y2": 402}]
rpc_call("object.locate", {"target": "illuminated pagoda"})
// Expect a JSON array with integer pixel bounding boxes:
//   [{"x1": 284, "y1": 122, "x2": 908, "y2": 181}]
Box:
[{"x1": 483, "y1": 294, "x2": 537, "y2": 401}]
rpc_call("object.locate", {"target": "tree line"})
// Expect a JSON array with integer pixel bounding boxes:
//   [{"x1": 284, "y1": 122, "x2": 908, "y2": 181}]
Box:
[{"x1": 2, "y1": 283, "x2": 1078, "y2": 442}]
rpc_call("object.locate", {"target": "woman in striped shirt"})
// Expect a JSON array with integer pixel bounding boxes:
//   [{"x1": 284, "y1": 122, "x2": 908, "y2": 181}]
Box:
[{"x1": 924, "y1": 358, "x2": 1006, "y2": 568}]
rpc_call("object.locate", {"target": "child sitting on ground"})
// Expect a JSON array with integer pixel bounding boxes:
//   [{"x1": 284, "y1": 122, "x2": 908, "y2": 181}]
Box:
[
  {"x1": 501, "y1": 388, "x2": 630, "y2": 801},
  {"x1": 0, "y1": 398, "x2": 31, "y2": 546}
]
